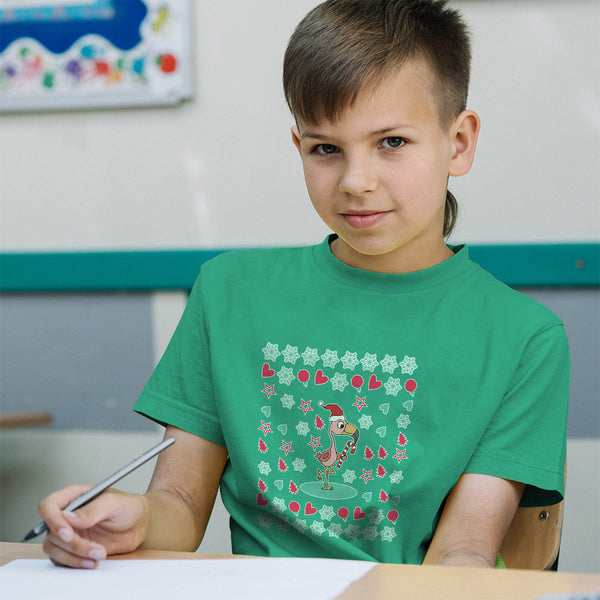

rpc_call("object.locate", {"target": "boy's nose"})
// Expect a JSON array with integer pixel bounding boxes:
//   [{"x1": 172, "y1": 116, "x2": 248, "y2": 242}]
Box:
[{"x1": 338, "y1": 157, "x2": 379, "y2": 197}]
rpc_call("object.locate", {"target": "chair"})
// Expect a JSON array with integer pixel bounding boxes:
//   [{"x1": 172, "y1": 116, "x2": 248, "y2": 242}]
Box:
[
  {"x1": 500, "y1": 499, "x2": 565, "y2": 570},
  {"x1": 500, "y1": 462, "x2": 566, "y2": 570}
]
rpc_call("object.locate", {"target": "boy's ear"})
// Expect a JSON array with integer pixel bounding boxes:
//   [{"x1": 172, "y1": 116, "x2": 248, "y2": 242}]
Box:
[
  {"x1": 291, "y1": 125, "x2": 303, "y2": 155},
  {"x1": 448, "y1": 110, "x2": 480, "y2": 177}
]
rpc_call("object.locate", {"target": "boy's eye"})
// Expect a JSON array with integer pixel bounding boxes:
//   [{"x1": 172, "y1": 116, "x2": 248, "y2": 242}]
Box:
[
  {"x1": 381, "y1": 137, "x2": 406, "y2": 149},
  {"x1": 313, "y1": 143, "x2": 339, "y2": 155}
]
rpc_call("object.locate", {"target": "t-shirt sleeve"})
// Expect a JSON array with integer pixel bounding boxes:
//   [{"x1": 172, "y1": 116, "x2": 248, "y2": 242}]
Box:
[
  {"x1": 464, "y1": 323, "x2": 570, "y2": 507},
  {"x1": 134, "y1": 271, "x2": 226, "y2": 447}
]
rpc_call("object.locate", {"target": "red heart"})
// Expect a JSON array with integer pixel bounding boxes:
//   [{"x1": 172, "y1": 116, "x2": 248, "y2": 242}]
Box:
[
  {"x1": 368, "y1": 374, "x2": 382, "y2": 390},
  {"x1": 315, "y1": 369, "x2": 329, "y2": 385},
  {"x1": 257, "y1": 493, "x2": 269, "y2": 506},
  {"x1": 353, "y1": 507, "x2": 366, "y2": 520},
  {"x1": 262, "y1": 363, "x2": 275, "y2": 378},
  {"x1": 305, "y1": 502, "x2": 317, "y2": 515}
]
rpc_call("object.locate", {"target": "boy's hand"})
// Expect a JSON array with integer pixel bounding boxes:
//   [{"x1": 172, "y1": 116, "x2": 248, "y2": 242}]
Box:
[{"x1": 39, "y1": 485, "x2": 149, "y2": 569}]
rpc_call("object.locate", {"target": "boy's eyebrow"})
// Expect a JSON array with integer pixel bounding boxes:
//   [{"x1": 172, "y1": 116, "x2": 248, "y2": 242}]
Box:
[{"x1": 300, "y1": 125, "x2": 415, "y2": 140}]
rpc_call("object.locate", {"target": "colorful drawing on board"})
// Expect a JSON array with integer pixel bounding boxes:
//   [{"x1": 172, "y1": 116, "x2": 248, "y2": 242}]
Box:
[{"x1": 0, "y1": 1, "x2": 193, "y2": 111}]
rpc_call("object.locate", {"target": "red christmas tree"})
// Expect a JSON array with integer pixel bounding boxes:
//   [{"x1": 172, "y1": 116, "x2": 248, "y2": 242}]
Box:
[
  {"x1": 258, "y1": 438, "x2": 268, "y2": 453},
  {"x1": 315, "y1": 415, "x2": 324, "y2": 430},
  {"x1": 364, "y1": 446, "x2": 374, "y2": 460},
  {"x1": 258, "y1": 478, "x2": 267, "y2": 492},
  {"x1": 397, "y1": 433, "x2": 407, "y2": 447},
  {"x1": 377, "y1": 464, "x2": 387, "y2": 478},
  {"x1": 278, "y1": 458, "x2": 287, "y2": 472},
  {"x1": 378, "y1": 446, "x2": 388, "y2": 459},
  {"x1": 379, "y1": 489, "x2": 389, "y2": 503},
  {"x1": 289, "y1": 481, "x2": 298, "y2": 494}
]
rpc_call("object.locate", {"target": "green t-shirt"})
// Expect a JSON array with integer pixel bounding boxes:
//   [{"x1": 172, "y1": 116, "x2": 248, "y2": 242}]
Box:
[{"x1": 135, "y1": 236, "x2": 569, "y2": 564}]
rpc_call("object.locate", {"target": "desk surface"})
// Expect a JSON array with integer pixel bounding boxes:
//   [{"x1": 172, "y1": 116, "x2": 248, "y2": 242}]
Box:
[
  {"x1": 1, "y1": 543, "x2": 599, "y2": 599},
  {"x1": 0, "y1": 411, "x2": 52, "y2": 429}
]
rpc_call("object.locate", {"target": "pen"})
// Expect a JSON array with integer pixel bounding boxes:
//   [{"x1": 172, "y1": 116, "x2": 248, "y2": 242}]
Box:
[{"x1": 20, "y1": 436, "x2": 175, "y2": 543}]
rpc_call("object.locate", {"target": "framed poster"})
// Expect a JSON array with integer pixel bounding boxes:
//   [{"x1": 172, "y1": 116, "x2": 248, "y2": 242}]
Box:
[{"x1": 0, "y1": 0, "x2": 193, "y2": 111}]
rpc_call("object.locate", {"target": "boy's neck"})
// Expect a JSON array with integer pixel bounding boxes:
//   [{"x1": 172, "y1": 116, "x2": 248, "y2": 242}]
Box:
[{"x1": 330, "y1": 236, "x2": 455, "y2": 274}]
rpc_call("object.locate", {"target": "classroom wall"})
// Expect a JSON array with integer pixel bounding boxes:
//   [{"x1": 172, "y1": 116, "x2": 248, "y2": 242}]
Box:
[{"x1": 1, "y1": 0, "x2": 598, "y2": 574}]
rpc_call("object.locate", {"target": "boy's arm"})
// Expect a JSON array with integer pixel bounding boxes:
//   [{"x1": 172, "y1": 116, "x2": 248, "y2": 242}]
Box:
[
  {"x1": 40, "y1": 426, "x2": 227, "y2": 568},
  {"x1": 422, "y1": 473, "x2": 524, "y2": 568}
]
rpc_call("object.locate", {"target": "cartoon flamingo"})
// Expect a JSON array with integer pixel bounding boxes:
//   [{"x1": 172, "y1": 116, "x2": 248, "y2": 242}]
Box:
[{"x1": 315, "y1": 402, "x2": 360, "y2": 490}]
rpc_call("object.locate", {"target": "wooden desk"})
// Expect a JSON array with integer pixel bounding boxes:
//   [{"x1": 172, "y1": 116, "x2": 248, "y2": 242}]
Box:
[
  {"x1": 1, "y1": 542, "x2": 599, "y2": 599},
  {"x1": 0, "y1": 411, "x2": 52, "y2": 429}
]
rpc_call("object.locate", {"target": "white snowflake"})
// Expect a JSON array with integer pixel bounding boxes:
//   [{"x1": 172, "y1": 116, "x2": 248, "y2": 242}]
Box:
[
  {"x1": 380, "y1": 354, "x2": 399, "y2": 374},
  {"x1": 301, "y1": 346, "x2": 320, "y2": 367},
  {"x1": 389, "y1": 470, "x2": 404, "y2": 484},
  {"x1": 340, "y1": 351, "x2": 360, "y2": 370},
  {"x1": 294, "y1": 519, "x2": 308, "y2": 533},
  {"x1": 362, "y1": 526, "x2": 379, "y2": 541},
  {"x1": 271, "y1": 497, "x2": 287, "y2": 513},
  {"x1": 319, "y1": 505, "x2": 335, "y2": 521},
  {"x1": 310, "y1": 521, "x2": 326, "y2": 536},
  {"x1": 281, "y1": 394, "x2": 295, "y2": 409},
  {"x1": 327, "y1": 523, "x2": 344, "y2": 538},
  {"x1": 358, "y1": 414, "x2": 374, "y2": 430},
  {"x1": 380, "y1": 526, "x2": 398, "y2": 542},
  {"x1": 257, "y1": 514, "x2": 274, "y2": 528},
  {"x1": 321, "y1": 348, "x2": 340, "y2": 369},
  {"x1": 396, "y1": 414, "x2": 411, "y2": 429},
  {"x1": 342, "y1": 470, "x2": 357, "y2": 483},
  {"x1": 277, "y1": 366, "x2": 295, "y2": 385},
  {"x1": 262, "y1": 342, "x2": 281, "y2": 361},
  {"x1": 344, "y1": 525, "x2": 361, "y2": 540},
  {"x1": 399, "y1": 355, "x2": 418, "y2": 375},
  {"x1": 295, "y1": 421, "x2": 310, "y2": 436},
  {"x1": 330, "y1": 372, "x2": 349, "y2": 392},
  {"x1": 258, "y1": 461, "x2": 272, "y2": 475},
  {"x1": 367, "y1": 509, "x2": 384, "y2": 525},
  {"x1": 360, "y1": 352, "x2": 379, "y2": 372},
  {"x1": 282, "y1": 344, "x2": 301, "y2": 364},
  {"x1": 275, "y1": 519, "x2": 289, "y2": 531},
  {"x1": 292, "y1": 458, "x2": 307, "y2": 472},
  {"x1": 383, "y1": 377, "x2": 403, "y2": 396}
]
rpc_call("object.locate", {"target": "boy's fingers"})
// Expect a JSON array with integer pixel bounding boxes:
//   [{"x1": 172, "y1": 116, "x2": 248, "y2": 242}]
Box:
[{"x1": 38, "y1": 484, "x2": 93, "y2": 540}]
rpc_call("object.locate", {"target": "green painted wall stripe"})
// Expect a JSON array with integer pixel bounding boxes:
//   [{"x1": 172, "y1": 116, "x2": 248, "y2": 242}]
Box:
[{"x1": 0, "y1": 244, "x2": 598, "y2": 292}]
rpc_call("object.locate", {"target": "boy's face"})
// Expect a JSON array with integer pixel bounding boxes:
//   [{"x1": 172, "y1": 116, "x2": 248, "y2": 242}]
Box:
[{"x1": 292, "y1": 58, "x2": 478, "y2": 274}]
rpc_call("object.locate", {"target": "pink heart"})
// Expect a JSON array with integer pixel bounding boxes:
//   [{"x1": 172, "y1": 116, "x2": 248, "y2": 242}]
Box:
[
  {"x1": 257, "y1": 493, "x2": 268, "y2": 506},
  {"x1": 305, "y1": 502, "x2": 317, "y2": 515},
  {"x1": 315, "y1": 369, "x2": 329, "y2": 385},
  {"x1": 261, "y1": 363, "x2": 275, "y2": 378},
  {"x1": 353, "y1": 507, "x2": 366, "y2": 520},
  {"x1": 368, "y1": 374, "x2": 382, "y2": 390},
  {"x1": 289, "y1": 501, "x2": 300, "y2": 513}
]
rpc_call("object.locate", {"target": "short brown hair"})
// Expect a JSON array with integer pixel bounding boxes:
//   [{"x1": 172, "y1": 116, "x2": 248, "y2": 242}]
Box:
[{"x1": 283, "y1": 0, "x2": 472, "y2": 237}]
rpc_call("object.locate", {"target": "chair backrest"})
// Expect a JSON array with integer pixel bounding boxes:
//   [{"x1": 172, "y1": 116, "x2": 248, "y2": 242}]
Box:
[{"x1": 500, "y1": 499, "x2": 565, "y2": 569}]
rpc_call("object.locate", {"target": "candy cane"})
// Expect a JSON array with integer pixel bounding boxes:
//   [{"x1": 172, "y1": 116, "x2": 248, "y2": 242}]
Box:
[{"x1": 336, "y1": 440, "x2": 356, "y2": 469}]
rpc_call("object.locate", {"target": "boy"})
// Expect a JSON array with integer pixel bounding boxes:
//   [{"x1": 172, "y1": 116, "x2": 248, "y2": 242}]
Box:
[{"x1": 39, "y1": 0, "x2": 569, "y2": 569}]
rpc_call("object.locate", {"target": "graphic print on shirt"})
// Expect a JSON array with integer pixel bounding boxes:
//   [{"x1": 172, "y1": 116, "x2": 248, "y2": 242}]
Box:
[{"x1": 256, "y1": 342, "x2": 418, "y2": 544}]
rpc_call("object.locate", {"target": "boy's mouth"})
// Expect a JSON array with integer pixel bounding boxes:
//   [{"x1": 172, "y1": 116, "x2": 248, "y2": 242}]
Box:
[{"x1": 341, "y1": 210, "x2": 390, "y2": 229}]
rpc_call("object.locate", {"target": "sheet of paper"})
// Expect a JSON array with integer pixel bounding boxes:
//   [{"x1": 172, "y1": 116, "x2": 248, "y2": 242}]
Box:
[{"x1": 0, "y1": 557, "x2": 375, "y2": 600}]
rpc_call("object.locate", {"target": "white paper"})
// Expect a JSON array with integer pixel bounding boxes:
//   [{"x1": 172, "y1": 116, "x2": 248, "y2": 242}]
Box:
[{"x1": 0, "y1": 557, "x2": 375, "y2": 600}]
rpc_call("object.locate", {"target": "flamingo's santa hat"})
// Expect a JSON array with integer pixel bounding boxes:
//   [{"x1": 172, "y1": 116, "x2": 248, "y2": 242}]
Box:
[{"x1": 318, "y1": 401, "x2": 345, "y2": 421}]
